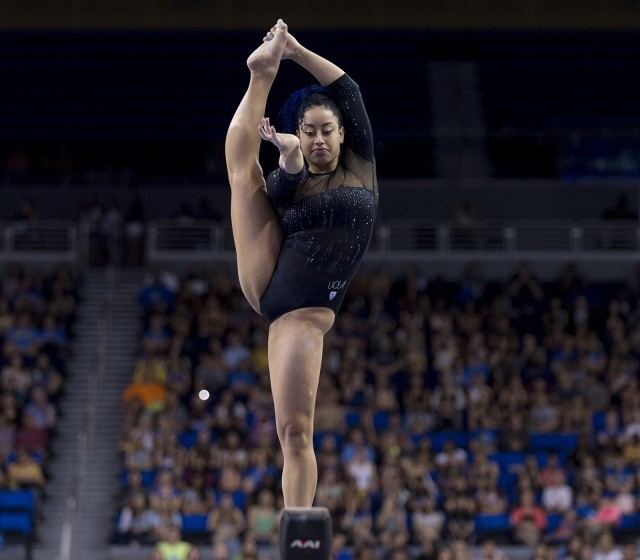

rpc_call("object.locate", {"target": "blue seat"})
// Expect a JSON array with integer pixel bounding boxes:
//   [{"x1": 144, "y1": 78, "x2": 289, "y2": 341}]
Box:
[
  {"x1": 181, "y1": 514, "x2": 208, "y2": 533},
  {"x1": 373, "y1": 411, "x2": 389, "y2": 431},
  {"x1": 178, "y1": 430, "x2": 198, "y2": 449},
  {"x1": 232, "y1": 491, "x2": 246, "y2": 510},
  {"x1": 576, "y1": 505, "x2": 594, "y2": 519},
  {"x1": 345, "y1": 410, "x2": 361, "y2": 428},
  {"x1": 546, "y1": 513, "x2": 563, "y2": 533},
  {"x1": 428, "y1": 431, "x2": 468, "y2": 453},
  {"x1": 0, "y1": 512, "x2": 32, "y2": 534},
  {"x1": 497, "y1": 472, "x2": 519, "y2": 505},
  {"x1": 490, "y1": 452, "x2": 526, "y2": 473},
  {"x1": 0, "y1": 490, "x2": 36, "y2": 512},
  {"x1": 619, "y1": 514, "x2": 640, "y2": 531},
  {"x1": 530, "y1": 433, "x2": 578, "y2": 454},
  {"x1": 475, "y1": 514, "x2": 510, "y2": 532},
  {"x1": 592, "y1": 411, "x2": 606, "y2": 431}
]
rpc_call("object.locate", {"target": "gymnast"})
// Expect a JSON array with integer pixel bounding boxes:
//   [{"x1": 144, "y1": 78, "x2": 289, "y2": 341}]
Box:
[{"x1": 225, "y1": 19, "x2": 377, "y2": 512}]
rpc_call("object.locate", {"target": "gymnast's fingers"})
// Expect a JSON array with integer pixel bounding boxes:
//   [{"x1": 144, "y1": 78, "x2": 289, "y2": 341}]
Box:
[
  {"x1": 258, "y1": 118, "x2": 269, "y2": 139},
  {"x1": 269, "y1": 126, "x2": 279, "y2": 145},
  {"x1": 258, "y1": 125, "x2": 270, "y2": 141}
]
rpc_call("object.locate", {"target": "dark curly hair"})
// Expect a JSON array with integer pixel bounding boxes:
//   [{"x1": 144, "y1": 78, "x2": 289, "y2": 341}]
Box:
[{"x1": 279, "y1": 85, "x2": 343, "y2": 134}]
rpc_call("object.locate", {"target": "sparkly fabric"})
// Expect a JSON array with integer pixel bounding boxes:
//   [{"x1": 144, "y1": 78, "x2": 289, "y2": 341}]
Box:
[{"x1": 259, "y1": 74, "x2": 377, "y2": 322}]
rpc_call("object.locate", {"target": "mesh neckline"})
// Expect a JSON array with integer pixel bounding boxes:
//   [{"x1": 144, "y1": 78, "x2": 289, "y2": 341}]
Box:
[{"x1": 308, "y1": 170, "x2": 336, "y2": 177}]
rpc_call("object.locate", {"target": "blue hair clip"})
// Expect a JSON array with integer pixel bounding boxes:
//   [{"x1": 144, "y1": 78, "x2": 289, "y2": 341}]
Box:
[{"x1": 279, "y1": 84, "x2": 330, "y2": 133}]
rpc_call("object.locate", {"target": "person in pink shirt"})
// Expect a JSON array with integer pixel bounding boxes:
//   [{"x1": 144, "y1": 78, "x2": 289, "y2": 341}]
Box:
[
  {"x1": 509, "y1": 490, "x2": 548, "y2": 545},
  {"x1": 591, "y1": 497, "x2": 622, "y2": 528}
]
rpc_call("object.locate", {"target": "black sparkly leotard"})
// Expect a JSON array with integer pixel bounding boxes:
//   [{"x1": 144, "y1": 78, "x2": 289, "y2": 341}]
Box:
[{"x1": 259, "y1": 73, "x2": 377, "y2": 323}]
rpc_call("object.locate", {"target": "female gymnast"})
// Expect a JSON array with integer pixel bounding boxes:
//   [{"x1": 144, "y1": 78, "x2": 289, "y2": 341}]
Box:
[{"x1": 225, "y1": 19, "x2": 377, "y2": 509}]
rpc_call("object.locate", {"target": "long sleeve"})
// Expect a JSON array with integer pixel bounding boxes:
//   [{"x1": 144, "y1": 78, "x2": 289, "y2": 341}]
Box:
[
  {"x1": 266, "y1": 166, "x2": 308, "y2": 208},
  {"x1": 327, "y1": 74, "x2": 375, "y2": 161}
]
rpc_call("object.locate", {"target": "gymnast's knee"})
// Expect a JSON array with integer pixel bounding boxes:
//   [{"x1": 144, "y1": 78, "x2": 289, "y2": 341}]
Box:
[
  {"x1": 278, "y1": 420, "x2": 313, "y2": 456},
  {"x1": 227, "y1": 166, "x2": 265, "y2": 192}
]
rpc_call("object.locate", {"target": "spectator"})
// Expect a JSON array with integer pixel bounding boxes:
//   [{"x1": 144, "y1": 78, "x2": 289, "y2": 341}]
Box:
[
  {"x1": 478, "y1": 540, "x2": 507, "y2": 560},
  {"x1": 621, "y1": 545, "x2": 640, "y2": 560},
  {"x1": 622, "y1": 433, "x2": 640, "y2": 465},
  {"x1": 247, "y1": 488, "x2": 278, "y2": 546},
  {"x1": 546, "y1": 510, "x2": 579, "y2": 545},
  {"x1": 0, "y1": 413, "x2": 17, "y2": 463},
  {"x1": 123, "y1": 362, "x2": 168, "y2": 413},
  {"x1": 346, "y1": 445, "x2": 377, "y2": 493},
  {"x1": 588, "y1": 496, "x2": 623, "y2": 532},
  {"x1": 7, "y1": 447, "x2": 45, "y2": 490},
  {"x1": 542, "y1": 471, "x2": 573, "y2": 513},
  {"x1": 444, "y1": 484, "x2": 475, "y2": 542},
  {"x1": 592, "y1": 531, "x2": 623, "y2": 560},
  {"x1": 222, "y1": 330, "x2": 250, "y2": 371},
  {"x1": 116, "y1": 492, "x2": 155, "y2": 544},
  {"x1": 412, "y1": 496, "x2": 445, "y2": 547},
  {"x1": 4, "y1": 312, "x2": 40, "y2": 357},
  {"x1": 1, "y1": 354, "x2": 31, "y2": 402},
  {"x1": 148, "y1": 502, "x2": 182, "y2": 542},
  {"x1": 22, "y1": 386, "x2": 57, "y2": 430},
  {"x1": 475, "y1": 480, "x2": 507, "y2": 515},
  {"x1": 115, "y1": 264, "x2": 640, "y2": 555},
  {"x1": 509, "y1": 490, "x2": 547, "y2": 546},
  {"x1": 150, "y1": 524, "x2": 199, "y2": 560},
  {"x1": 435, "y1": 440, "x2": 468, "y2": 471},
  {"x1": 207, "y1": 492, "x2": 246, "y2": 554},
  {"x1": 140, "y1": 270, "x2": 177, "y2": 313},
  {"x1": 16, "y1": 413, "x2": 48, "y2": 456}
]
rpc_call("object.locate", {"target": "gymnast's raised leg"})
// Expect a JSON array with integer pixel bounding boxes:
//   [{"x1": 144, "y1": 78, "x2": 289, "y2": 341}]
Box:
[{"x1": 225, "y1": 24, "x2": 286, "y2": 313}]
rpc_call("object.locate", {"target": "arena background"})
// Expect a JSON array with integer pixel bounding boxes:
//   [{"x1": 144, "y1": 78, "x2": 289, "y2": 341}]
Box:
[{"x1": 0, "y1": 2, "x2": 639, "y2": 560}]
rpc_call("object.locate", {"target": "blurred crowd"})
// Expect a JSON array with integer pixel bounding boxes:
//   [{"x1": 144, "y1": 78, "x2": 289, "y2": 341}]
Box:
[
  {"x1": 0, "y1": 265, "x2": 77, "y2": 495},
  {"x1": 116, "y1": 262, "x2": 640, "y2": 560}
]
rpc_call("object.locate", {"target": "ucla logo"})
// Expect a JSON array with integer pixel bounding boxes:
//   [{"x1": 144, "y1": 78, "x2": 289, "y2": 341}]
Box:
[{"x1": 327, "y1": 280, "x2": 346, "y2": 291}]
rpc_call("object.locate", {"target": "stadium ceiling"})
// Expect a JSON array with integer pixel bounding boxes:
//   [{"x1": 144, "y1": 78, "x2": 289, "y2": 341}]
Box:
[{"x1": 1, "y1": 0, "x2": 640, "y2": 31}]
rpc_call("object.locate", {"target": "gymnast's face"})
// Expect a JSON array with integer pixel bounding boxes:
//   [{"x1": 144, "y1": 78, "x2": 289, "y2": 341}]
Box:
[{"x1": 298, "y1": 105, "x2": 344, "y2": 173}]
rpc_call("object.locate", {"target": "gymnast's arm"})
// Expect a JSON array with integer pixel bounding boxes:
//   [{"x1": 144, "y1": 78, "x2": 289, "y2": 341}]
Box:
[
  {"x1": 260, "y1": 116, "x2": 306, "y2": 203},
  {"x1": 258, "y1": 116, "x2": 304, "y2": 174},
  {"x1": 286, "y1": 34, "x2": 374, "y2": 161},
  {"x1": 284, "y1": 34, "x2": 344, "y2": 86}
]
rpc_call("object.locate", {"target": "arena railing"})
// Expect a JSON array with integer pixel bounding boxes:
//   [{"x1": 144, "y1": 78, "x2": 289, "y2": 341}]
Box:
[
  {"x1": 146, "y1": 219, "x2": 640, "y2": 262},
  {"x1": 0, "y1": 221, "x2": 77, "y2": 262}
]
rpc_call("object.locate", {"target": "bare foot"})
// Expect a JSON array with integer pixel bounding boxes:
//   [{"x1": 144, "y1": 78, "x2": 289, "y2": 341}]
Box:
[{"x1": 247, "y1": 19, "x2": 288, "y2": 75}]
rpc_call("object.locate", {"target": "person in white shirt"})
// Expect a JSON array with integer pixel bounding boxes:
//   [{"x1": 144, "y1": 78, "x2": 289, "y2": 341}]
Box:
[
  {"x1": 346, "y1": 445, "x2": 376, "y2": 492},
  {"x1": 542, "y1": 471, "x2": 573, "y2": 512},
  {"x1": 593, "y1": 532, "x2": 623, "y2": 560}
]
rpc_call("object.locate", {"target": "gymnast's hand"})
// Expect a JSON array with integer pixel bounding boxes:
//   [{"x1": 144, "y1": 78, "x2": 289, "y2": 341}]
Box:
[
  {"x1": 259, "y1": 117, "x2": 304, "y2": 174},
  {"x1": 263, "y1": 24, "x2": 303, "y2": 61}
]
